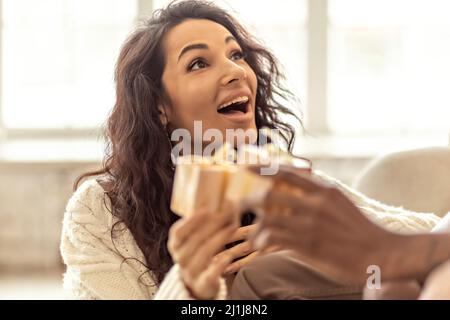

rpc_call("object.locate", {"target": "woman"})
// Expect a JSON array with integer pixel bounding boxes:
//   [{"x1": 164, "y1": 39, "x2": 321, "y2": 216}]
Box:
[
  {"x1": 60, "y1": 0, "x2": 440, "y2": 300},
  {"x1": 60, "y1": 0, "x2": 299, "y2": 300}
]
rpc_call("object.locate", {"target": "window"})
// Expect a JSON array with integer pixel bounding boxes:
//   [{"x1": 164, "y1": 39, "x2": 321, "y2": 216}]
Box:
[
  {"x1": 220, "y1": 0, "x2": 307, "y2": 107},
  {"x1": 1, "y1": 0, "x2": 138, "y2": 130},
  {"x1": 1, "y1": 0, "x2": 449, "y2": 146},
  {"x1": 328, "y1": 0, "x2": 450, "y2": 135}
]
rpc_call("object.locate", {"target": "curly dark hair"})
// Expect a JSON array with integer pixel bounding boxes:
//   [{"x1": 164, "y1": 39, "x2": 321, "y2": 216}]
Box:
[{"x1": 75, "y1": 0, "x2": 303, "y2": 286}]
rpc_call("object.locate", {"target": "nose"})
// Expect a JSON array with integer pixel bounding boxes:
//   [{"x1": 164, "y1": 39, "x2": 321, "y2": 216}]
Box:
[{"x1": 219, "y1": 59, "x2": 247, "y2": 86}]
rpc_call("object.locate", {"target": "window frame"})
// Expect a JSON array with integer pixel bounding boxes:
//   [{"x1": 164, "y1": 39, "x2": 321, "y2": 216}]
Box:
[
  {"x1": 307, "y1": 0, "x2": 328, "y2": 135},
  {"x1": 0, "y1": 0, "x2": 447, "y2": 143},
  {"x1": 0, "y1": 0, "x2": 153, "y2": 140}
]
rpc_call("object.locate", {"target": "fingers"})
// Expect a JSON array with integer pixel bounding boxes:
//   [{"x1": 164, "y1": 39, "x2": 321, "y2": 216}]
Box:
[
  {"x1": 182, "y1": 223, "x2": 237, "y2": 280},
  {"x1": 248, "y1": 165, "x2": 319, "y2": 193},
  {"x1": 168, "y1": 211, "x2": 235, "y2": 261},
  {"x1": 264, "y1": 189, "x2": 315, "y2": 216},
  {"x1": 220, "y1": 199, "x2": 240, "y2": 220},
  {"x1": 211, "y1": 224, "x2": 258, "y2": 275},
  {"x1": 216, "y1": 240, "x2": 254, "y2": 262},
  {"x1": 193, "y1": 254, "x2": 232, "y2": 299},
  {"x1": 228, "y1": 224, "x2": 256, "y2": 243},
  {"x1": 171, "y1": 220, "x2": 233, "y2": 266},
  {"x1": 251, "y1": 226, "x2": 305, "y2": 252},
  {"x1": 261, "y1": 204, "x2": 316, "y2": 232},
  {"x1": 168, "y1": 213, "x2": 206, "y2": 252},
  {"x1": 168, "y1": 210, "x2": 240, "y2": 300},
  {"x1": 255, "y1": 190, "x2": 319, "y2": 238},
  {"x1": 224, "y1": 251, "x2": 259, "y2": 275},
  {"x1": 260, "y1": 244, "x2": 284, "y2": 254},
  {"x1": 261, "y1": 185, "x2": 358, "y2": 228}
]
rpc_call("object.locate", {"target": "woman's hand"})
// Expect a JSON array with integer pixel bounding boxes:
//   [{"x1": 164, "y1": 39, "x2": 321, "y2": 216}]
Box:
[
  {"x1": 168, "y1": 209, "x2": 239, "y2": 299},
  {"x1": 249, "y1": 166, "x2": 399, "y2": 285},
  {"x1": 214, "y1": 224, "x2": 259, "y2": 275}
]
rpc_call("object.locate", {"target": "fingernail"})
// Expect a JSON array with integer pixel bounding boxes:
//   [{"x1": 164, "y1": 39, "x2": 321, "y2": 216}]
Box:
[
  {"x1": 253, "y1": 230, "x2": 270, "y2": 249},
  {"x1": 224, "y1": 265, "x2": 234, "y2": 274}
]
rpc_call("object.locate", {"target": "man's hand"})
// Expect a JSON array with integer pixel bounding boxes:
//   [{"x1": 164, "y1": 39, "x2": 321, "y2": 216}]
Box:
[{"x1": 249, "y1": 166, "x2": 399, "y2": 285}]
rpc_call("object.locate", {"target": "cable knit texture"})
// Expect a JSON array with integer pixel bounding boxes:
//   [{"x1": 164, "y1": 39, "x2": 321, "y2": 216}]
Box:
[
  {"x1": 314, "y1": 170, "x2": 441, "y2": 233},
  {"x1": 60, "y1": 171, "x2": 441, "y2": 299}
]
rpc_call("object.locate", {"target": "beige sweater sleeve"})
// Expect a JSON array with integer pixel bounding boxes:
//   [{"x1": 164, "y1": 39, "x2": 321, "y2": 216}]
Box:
[
  {"x1": 314, "y1": 170, "x2": 441, "y2": 233},
  {"x1": 155, "y1": 264, "x2": 228, "y2": 300},
  {"x1": 60, "y1": 179, "x2": 227, "y2": 300}
]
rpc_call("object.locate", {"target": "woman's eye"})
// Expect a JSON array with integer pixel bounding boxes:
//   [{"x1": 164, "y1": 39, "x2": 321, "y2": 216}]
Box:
[
  {"x1": 188, "y1": 59, "x2": 207, "y2": 71},
  {"x1": 231, "y1": 50, "x2": 245, "y2": 60}
]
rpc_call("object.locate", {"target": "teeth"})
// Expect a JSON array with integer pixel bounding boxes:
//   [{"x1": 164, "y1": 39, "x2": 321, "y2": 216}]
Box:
[{"x1": 218, "y1": 96, "x2": 249, "y2": 110}]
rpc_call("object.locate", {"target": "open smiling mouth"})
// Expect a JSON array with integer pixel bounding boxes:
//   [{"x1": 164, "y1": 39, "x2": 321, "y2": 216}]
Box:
[
  {"x1": 217, "y1": 101, "x2": 249, "y2": 115},
  {"x1": 217, "y1": 98, "x2": 250, "y2": 115}
]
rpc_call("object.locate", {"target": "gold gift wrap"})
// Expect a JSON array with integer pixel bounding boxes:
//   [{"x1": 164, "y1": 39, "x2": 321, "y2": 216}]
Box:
[
  {"x1": 170, "y1": 143, "x2": 311, "y2": 217},
  {"x1": 171, "y1": 163, "x2": 234, "y2": 216}
]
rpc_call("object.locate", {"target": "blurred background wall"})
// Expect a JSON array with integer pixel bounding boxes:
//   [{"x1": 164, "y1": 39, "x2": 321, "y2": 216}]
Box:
[{"x1": 0, "y1": 0, "x2": 449, "y2": 299}]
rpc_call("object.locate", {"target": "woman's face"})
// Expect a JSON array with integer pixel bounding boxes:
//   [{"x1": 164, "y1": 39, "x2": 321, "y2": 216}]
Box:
[{"x1": 161, "y1": 19, "x2": 258, "y2": 146}]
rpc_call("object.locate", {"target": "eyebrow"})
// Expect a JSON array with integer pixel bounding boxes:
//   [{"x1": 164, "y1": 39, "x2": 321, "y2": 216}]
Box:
[{"x1": 177, "y1": 35, "x2": 237, "y2": 62}]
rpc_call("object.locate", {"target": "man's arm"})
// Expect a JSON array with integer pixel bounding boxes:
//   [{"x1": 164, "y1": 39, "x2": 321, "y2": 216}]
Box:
[
  {"x1": 250, "y1": 167, "x2": 450, "y2": 286},
  {"x1": 384, "y1": 233, "x2": 450, "y2": 283}
]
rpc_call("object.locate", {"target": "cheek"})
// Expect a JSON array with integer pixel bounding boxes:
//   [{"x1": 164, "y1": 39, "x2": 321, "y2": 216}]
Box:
[
  {"x1": 162, "y1": 68, "x2": 214, "y2": 123},
  {"x1": 169, "y1": 78, "x2": 217, "y2": 128},
  {"x1": 179, "y1": 81, "x2": 215, "y2": 117},
  {"x1": 244, "y1": 66, "x2": 258, "y2": 97}
]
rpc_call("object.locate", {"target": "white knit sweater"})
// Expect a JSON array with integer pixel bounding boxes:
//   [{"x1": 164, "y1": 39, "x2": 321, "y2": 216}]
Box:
[{"x1": 59, "y1": 170, "x2": 441, "y2": 299}]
